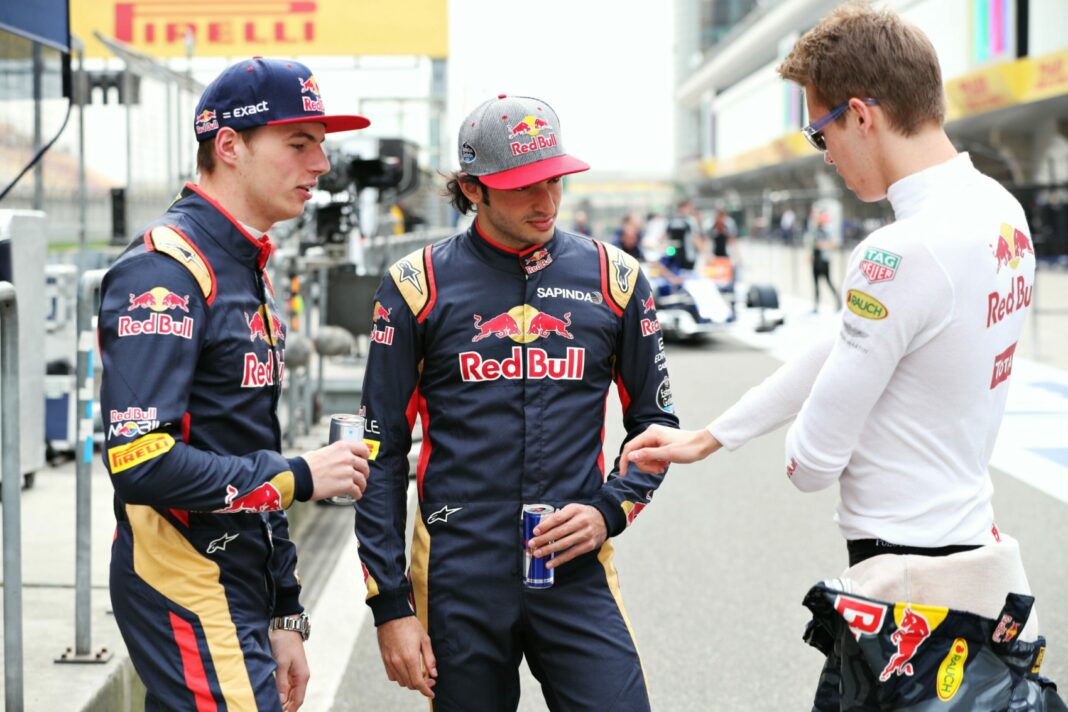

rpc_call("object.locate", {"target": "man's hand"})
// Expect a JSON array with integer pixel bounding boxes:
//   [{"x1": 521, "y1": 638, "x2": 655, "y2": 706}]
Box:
[
  {"x1": 528, "y1": 503, "x2": 607, "y2": 569},
  {"x1": 377, "y1": 616, "x2": 437, "y2": 699},
  {"x1": 302, "y1": 440, "x2": 370, "y2": 502},
  {"x1": 619, "y1": 426, "x2": 721, "y2": 477},
  {"x1": 270, "y1": 629, "x2": 310, "y2": 712}
]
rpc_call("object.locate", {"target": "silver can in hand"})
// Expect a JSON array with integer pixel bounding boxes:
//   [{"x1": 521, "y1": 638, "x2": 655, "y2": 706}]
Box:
[{"x1": 328, "y1": 413, "x2": 365, "y2": 505}]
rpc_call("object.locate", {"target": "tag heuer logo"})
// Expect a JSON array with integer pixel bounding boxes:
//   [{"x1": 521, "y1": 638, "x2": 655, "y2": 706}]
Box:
[{"x1": 859, "y1": 248, "x2": 901, "y2": 284}]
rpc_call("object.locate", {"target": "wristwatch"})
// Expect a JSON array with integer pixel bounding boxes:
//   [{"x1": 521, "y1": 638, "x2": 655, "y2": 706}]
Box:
[{"x1": 269, "y1": 613, "x2": 311, "y2": 641}]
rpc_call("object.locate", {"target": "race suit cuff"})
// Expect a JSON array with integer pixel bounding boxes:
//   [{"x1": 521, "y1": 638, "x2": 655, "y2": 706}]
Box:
[
  {"x1": 288, "y1": 457, "x2": 313, "y2": 502},
  {"x1": 272, "y1": 589, "x2": 304, "y2": 618},
  {"x1": 591, "y1": 497, "x2": 627, "y2": 538},
  {"x1": 368, "y1": 589, "x2": 415, "y2": 626}
]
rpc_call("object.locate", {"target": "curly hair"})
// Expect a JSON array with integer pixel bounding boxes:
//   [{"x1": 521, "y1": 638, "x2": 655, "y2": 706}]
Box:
[{"x1": 444, "y1": 172, "x2": 490, "y2": 215}]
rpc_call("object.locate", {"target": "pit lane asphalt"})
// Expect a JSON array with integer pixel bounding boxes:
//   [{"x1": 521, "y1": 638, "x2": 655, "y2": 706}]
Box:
[{"x1": 321, "y1": 334, "x2": 1068, "y2": 711}]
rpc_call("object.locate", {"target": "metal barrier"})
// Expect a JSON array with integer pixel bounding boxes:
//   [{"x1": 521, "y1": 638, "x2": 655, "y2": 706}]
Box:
[
  {"x1": 0, "y1": 282, "x2": 23, "y2": 711},
  {"x1": 55, "y1": 270, "x2": 111, "y2": 665}
]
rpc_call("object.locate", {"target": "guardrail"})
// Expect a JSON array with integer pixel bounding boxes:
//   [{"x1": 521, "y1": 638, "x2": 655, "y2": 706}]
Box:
[
  {"x1": 55, "y1": 270, "x2": 111, "y2": 666},
  {"x1": 0, "y1": 281, "x2": 23, "y2": 711}
]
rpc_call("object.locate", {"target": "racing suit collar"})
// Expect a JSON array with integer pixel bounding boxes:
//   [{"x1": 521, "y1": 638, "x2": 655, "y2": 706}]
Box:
[
  {"x1": 179, "y1": 182, "x2": 275, "y2": 269},
  {"x1": 469, "y1": 218, "x2": 557, "y2": 275},
  {"x1": 886, "y1": 152, "x2": 972, "y2": 221}
]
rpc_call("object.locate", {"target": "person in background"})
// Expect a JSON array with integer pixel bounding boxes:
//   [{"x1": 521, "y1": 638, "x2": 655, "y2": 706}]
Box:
[
  {"x1": 807, "y1": 210, "x2": 841, "y2": 312},
  {"x1": 613, "y1": 212, "x2": 645, "y2": 261}
]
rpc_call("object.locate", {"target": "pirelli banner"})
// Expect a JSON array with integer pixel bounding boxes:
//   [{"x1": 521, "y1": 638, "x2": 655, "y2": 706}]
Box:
[{"x1": 72, "y1": 0, "x2": 448, "y2": 59}]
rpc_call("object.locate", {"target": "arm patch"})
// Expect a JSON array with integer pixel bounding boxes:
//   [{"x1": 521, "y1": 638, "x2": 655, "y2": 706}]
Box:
[
  {"x1": 389, "y1": 245, "x2": 437, "y2": 322},
  {"x1": 145, "y1": 225, "x2": 217, "y2": 305},
  {"x1": 598, "y1": 241, "x2": 639, "y2": 315}
]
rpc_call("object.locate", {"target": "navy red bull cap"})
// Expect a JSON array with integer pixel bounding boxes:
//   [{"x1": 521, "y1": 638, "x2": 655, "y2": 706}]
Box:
[
  {"x1": 457, "y1": 95, "x2": 589, "y2": 190},
  {"x1": 194, "y1": 57, "x2": 370, "y2": 142}
]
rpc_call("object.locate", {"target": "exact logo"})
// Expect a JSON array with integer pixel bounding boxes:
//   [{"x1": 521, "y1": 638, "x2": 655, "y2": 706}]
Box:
[
  {"x1": 846, "y1": 290, "x2": 888, "y2": 320},
  {"x1": 223, "y1": 100, "x2": 269, "y2": 119}
]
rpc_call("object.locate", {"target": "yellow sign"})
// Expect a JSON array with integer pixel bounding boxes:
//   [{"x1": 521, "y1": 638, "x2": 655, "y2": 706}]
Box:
[
  {"x1": 846, "y1": 289, "x2": 888, "y2": 321},
  {"x1": 72, "y1": 0, "x2": 448, "y2": 59},
  {"x1": 945, "y1": 48, "x2": 1068, "y2": 121},
  {"x1": 108, "y1": 432, "x2": 176, "y2": 474},
  {"x1": 936, "y1": 638, "x2": 968, "y2": 702}
]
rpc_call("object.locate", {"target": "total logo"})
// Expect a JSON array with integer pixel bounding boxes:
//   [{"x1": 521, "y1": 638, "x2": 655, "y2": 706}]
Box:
[
  {"x1": 299, "y1": 75, "x2": 324, "y2": 113},
  {"x1": 471, "y1": 305, "x2": 573, "y2": 343},
  {"x1": 992, "y1": 223, "x2": 1034, "y2": 273},
  {"x1": 195, "y1": 109, "x2": 219, "y2": 135},
  {"x1": 991, "y1": 342, "x2": 1017, "y2": 389}
]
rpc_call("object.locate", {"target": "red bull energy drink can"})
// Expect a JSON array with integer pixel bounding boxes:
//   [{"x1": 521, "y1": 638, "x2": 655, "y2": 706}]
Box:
[
  {"x1": 328, "y1": 414, "x2": 364, "y2": 505},
  {"x1": 522, "y1": 504, "x2": 555, "y2": 589}
]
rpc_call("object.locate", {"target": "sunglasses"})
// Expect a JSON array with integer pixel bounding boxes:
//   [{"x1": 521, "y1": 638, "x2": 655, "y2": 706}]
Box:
[{"x1": 802, "y1": 98, "x2": 879, "y2": 152}]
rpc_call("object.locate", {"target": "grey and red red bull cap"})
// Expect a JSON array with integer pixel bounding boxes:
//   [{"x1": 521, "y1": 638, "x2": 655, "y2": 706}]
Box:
[
  {"x1": 194, "y1": 57, "x2": 370, "y2": 142},
  {"x1": 457, "y1": 94, "x2": 589, "y2": 190}
]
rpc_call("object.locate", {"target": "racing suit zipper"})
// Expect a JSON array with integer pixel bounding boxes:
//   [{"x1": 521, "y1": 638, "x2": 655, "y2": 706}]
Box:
[{"x1": 255, "y1": 269, "x2": 284, "y2": 447}]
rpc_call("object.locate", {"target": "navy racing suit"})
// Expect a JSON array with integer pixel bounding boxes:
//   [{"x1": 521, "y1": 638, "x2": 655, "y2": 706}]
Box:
[
  {"x1": 99, "y1": 183, "x2": 313, "y2": 711},
  {"x1": 356, "y1": 223, "x2": 679, "y2": 711}
]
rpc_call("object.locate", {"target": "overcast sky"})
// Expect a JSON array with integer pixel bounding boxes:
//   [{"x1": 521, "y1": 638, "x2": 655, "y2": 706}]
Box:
[{"x1": 446, "y1": 0, "x2": 676, "y2": 177}]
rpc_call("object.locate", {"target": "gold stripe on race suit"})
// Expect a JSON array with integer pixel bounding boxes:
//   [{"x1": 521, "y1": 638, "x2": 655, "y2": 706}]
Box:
[
  {"x1": 126, "y1": 504, "x2": 257, "y2": 710},
  {"x1": 597, "y1": 540, "x2": 649, "y2": 692},
  {"x1": 411, "y1": 504, "x2": 431, "y2": 633},
  {"x1": 601, "y1": 242, "x2": 639, "y2": 312},
  {"x1": 148, "y1": 226, "x2": 214, "y2": 300},
  {"x1": 390, "y1": 247, "x2": 431, "y2": 317}
]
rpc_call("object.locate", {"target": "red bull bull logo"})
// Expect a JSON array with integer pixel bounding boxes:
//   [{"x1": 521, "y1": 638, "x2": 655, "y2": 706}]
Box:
[
  {"x1": 641, "y1": 295, "x2": 655, "y2": 314},
  {"x1": 471, "y1": 305, "x2": 574, "y2": 343},
  {"x1": 508, "y1": 114, "x2": 553, "y2": 139},
  {"x1": 215, "y1": 483, "x2": 283, "y2": 513},
  {"x1": 992, "y1": 223, "x2": 1034, "y2": 273},
  {"x1": 299, "y1": 75, "x2": 324, "y2": 112},
  {"x1": 245, "y1": 308, "x2": 282, "y2": 345},
  {"x1": 373, "y1": 302, "x2": 392, "y2": 324},
  {"x1": 128, "y1": 287, "x2": 190, "y2": 312},
  {"x1": 270, "y1": 313, "x2": 285, "y2": 343},
  {"x1": 523, "y1": 248, "x2": 553, "y2": 275},
  {"x1": 195, "y1": 109, "x2": 219, "y2": 135},
  {"x1": 879, "y1": 605, "x2": 933, "y2": 682}
]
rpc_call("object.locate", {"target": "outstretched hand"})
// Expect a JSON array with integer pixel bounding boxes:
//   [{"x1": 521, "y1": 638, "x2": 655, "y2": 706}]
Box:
[{"x1": 619, "y1": 426, "x2": 722, "y2": 476}]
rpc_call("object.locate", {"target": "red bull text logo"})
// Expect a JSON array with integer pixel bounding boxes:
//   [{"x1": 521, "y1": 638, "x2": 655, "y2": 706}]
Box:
[
  {"x1": 993, "y1": 614, "x2": 1022, "y2": 644},
  {"x1": 523, "y1": 248, "x2": 553, "y2": 275},
  {"x1": 987, "y1": 275, "x2": 1032, "y2": 327},
  {"x1": 128, "y1": 287, "x2": 191, "y2": 312},
  {"x1": 879, "y1": 605, "x2": 933, "y2": 682},
  {"x1": 195, "y1": 109, "x2": 219, "y2": 135},
  {"x1": 471, "y1": 305, "x2": 574, "y2": 343},
  {"x1": 641, "y1": 318, "x2": 661, "y2": 337},
  {"x1": 114, "y1": 1, "x2": 316, "y2": 49},
  {"x1": 458, "y1": 346, "x2": 585, "y2": 383},
  {"x1": 215, "y1": 482, "x2": 283, "y2": 514},
  {"x1": 118, "y1": 313, "x2": 194, "y2": 339},
  {"x1": 508, "y1": 115, "x2": 557, "y2": 157},
  {"x1": 992, "y1": 223, "x2": 1034, "y2": 273},
  {"x1": 242, "y1": 351, "x2": 284, "y2": 388},
  {"x1": 299, "y1": 75, "x2": 324, "y2": 112},
  {"x1": 991, "y1": 342, "x2": 1017, "y2": 389},
  {"x1": 110, "y1": 407, "x2": 157, "y2": 423}
]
